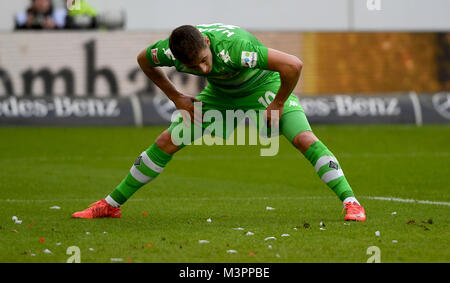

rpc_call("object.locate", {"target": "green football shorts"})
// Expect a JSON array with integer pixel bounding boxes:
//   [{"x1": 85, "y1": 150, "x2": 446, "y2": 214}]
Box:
[{"x1": 168, "y1": 81, "x2": 312, "y2": 147}]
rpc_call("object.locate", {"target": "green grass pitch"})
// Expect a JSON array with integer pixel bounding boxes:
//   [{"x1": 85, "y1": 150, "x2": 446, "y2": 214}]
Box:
[{"x1": 0, "y1": 125, "x2": 449, "y2": 263}]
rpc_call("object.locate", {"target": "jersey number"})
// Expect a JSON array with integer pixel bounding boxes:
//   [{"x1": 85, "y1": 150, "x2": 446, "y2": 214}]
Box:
[{"x1": 258, "y1": 91, "x2": 276, "y2": 107}]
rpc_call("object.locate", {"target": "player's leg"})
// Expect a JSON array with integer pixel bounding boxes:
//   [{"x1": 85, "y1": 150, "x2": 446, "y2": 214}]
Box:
[
  {"x1": 280, "y1": 98, "x2": 366, "y2": 221},
  {"x1": 105, "y1": 130, "x2": 179, "y2": 208},
  {"x1": 71, "y1": 130, "x2": 180, "y2": 218},
  {"x1": 72, "y1": 91, "x2": 222, "y2": 218}
]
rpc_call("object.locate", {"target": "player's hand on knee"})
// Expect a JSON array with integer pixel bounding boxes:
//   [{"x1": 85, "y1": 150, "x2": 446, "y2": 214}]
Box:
[
  {"x1": 173, "y1": 94, "x2": 203, "y2": 126},
  {"x1": 264, "y1": 101, "x2": 284, "y2": 129}
]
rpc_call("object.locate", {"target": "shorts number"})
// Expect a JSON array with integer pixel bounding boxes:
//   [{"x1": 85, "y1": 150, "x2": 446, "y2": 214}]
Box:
[{"x1": 258, "y1": 91, "x2": 276, "y2": 107}]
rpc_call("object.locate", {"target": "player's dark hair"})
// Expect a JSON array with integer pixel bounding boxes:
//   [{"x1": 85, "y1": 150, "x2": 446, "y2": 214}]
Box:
[{"x1": 169, "y1": 25, "x2": 207, "y2": 64}]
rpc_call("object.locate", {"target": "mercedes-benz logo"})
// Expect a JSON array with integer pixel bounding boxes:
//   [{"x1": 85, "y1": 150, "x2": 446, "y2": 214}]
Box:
[{"x1": 432, "y1": 92, "x2": 450, "y2": 120}]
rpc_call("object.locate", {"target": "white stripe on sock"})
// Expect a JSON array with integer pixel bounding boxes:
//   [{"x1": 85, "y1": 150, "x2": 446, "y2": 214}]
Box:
[
  {"x1": 141, "y1": 151, "x2": 164, "y2": 173},
  {"x1": 314, "y1": 156, "x2": 338, "y2": 172},
  {"x1": 105, "y1": 195, "x2": 121, "y2": 207},
  {"x1": 130, "y1": 166, "x2": 152, "y2": 183},
  {"x1": 321, "y1": 169, "x2": 344, "y2": 183}
]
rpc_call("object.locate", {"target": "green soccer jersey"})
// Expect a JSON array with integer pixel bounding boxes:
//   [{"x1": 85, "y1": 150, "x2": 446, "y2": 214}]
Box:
[{"x1": 145, "y1": 23, "x2": 279, "y2": 97}]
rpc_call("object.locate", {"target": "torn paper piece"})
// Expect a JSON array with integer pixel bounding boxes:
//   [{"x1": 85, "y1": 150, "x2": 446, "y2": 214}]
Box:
[
  {"x1": 392, "y1": 212, "x2": 397, "y2": 215},
  {"x1": 49, "y1": 206, "x2": 61, "y2": 210},
  {"x1": 281, "y1": 234, "x2": 290, "y2": 237},
  {"x1": 375, "y1": 231, "x2": 380, "y2": 237},
  {"x1": 89, "y1": 248, "x2": 94, "y2": 251},
  {"x1": 110, "y1": 258, "x2": 123, "y2": 262},
  {"x1": 392, "y1": 240, "x2": 398, "y2": 243},
  {"x1": 233, "y1": 227, "x2": 244, "y2": 231},
  {"x1": 198, "y1": 240, "x2": 210, "y2": 244},
  {"x1": 246, "y1": 232, "x2": 254, "y2": 236},
  {"x1": 12, "y1": 216, "x2": 22, "y2": 224},
  {"x1": 43, "y1": 249, "x2": 52, "y2": 254},
  {"x1": 56, "y1": 243, "x2": 61, "y2": 246},
  {"x1": 320, "y1": 228, "x2": 326, "y2": 231},
  {"x1": 227, "y1": 250, "x2": 238, "y2": 254},
  {"x1": 266, "y1": 206, "x2": 275, "y2": 211},
  {"x1": 267, "y1": 245, "x2": 272, "y2": 249},
  {"x1": 264, "y1": 237, "x2": 277, "y2": 241},
  {"x1": 206, "y1": 218, "x2": 212, "y2": 223}
]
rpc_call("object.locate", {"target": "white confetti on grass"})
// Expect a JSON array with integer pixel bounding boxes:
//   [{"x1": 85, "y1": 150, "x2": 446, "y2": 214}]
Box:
[
  {"x1": 43, "y1": 249, "x2": 52, "y2": 254},
  {"x1": 85, "y1": 232, "x2": 90, "y2": 235},
  {"x1": 227, "y1": 250, "x2": 238, "y2": 254},
  {"x1": 281, "y1": 234, "x2": 290, "y2": 237},
  {"x1": 12, "y1": 216, "x2": 22, "y2": 224},
  {"x1": 392, "y1": 212, "x2": 397, "y2": 215},
  {"x1": 266, "y1": 206, "x2": 275, "y2": 211},
  {"x1": 246, "y1": 232, "x2": 254, "y2": 236},
  {"x1": 375, "y1": 231, "x2": 380, "y2": 237},
  {"x1": 206, "y1": 218, "x2": 212, "y2": 223},
  {"x1": 264, "y1": 237, "x2": 277, "y2": 241},
  {"x1": 320, "y1": 228, "x2": 326, "y2": 231},
  {"x1": 56, "y1": 243, "x2": 62, "y2": 246},
  {"x1": 392, "y1": 240, "x2": 398, "y2": 243},
  {"x1": 198, "y1": 240, "x2": 210, "y2": 244},
  {"x1": 89, "y1": 248, "x2": 94, "y2": 251},
  {"x1": 49, "y1": 206, "x2": 61, "y2": 210},
  {"x1": 233, "y1": 227, "x2": 244, "y2": 231},
  {"x1": 110, "y1": 258, "x2": 123, "y2": 262},
  {"x1": 267, "y1": 245, "x2": 272, "y2": 249}
]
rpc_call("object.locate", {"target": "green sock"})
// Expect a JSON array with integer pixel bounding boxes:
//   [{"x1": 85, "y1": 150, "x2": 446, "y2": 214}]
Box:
[
  {"x1": 304, "y1": 141, "x2": 355, "y2": 202},
  {"x1": 106, "y1": 143, "x2": 173, "y2": 206}
]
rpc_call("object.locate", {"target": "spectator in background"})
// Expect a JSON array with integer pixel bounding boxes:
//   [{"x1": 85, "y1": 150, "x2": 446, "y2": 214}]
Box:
[
  {"x1": 15, "y1": 0, "x2": 67, "y2": 30},
  {"x1": 65, "y1": 0, "x2": 98, "y2": 29}
]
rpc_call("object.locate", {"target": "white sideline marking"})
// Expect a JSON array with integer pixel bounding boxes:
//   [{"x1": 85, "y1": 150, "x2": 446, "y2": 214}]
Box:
[
  {"x1": 0, "y1": 152, "x2": 449, "y2": 163},
  {"x1": 1, "y1": 196, "x2": 449, "y2": 206},
  {"x1": 362, "y1": 196, "x2": 450, "y2": 207}
]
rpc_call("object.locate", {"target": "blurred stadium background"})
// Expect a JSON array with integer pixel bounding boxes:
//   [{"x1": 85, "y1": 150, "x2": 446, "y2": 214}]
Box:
[{"x1": 0, "y1": 0, "x2": 449, "y2": 126}]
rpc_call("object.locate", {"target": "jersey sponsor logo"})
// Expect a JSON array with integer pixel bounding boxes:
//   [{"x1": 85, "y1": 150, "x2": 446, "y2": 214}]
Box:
[
  {"x1": 218, "y1": 49, "x2": 233, "y2": 63},
  {"x1": 163, "y1": 48, "x2": 176, "y2": 61},
  {"x1": 241, "y1": 51, "x2": 257, "y2": 68},
  {"x1": 151, "y1": 48, "x2": 160, "y2": 64}
]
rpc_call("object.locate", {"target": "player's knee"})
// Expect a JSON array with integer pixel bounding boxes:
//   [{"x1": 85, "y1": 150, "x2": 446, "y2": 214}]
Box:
[
  {"x1": 293, "y1": 131, "x2": 319, "y2": 154},
  {"x1": 156, "y1": 130, "x2": 180, "y2": 155}
]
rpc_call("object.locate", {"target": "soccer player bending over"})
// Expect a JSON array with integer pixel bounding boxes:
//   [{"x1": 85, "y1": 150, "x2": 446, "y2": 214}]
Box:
[{"x1": 72, "y1": 24, "x2": 366, "y2": 221}]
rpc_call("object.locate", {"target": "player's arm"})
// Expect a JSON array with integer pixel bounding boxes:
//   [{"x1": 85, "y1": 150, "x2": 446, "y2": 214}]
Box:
[
  {"x1": 266, "y1": 48, "x2": 303, "y2": 107},
  {"x1": 137, "y1": 49, "x2": 183, "y2": 101},
  {"x1": 137, "y1": 49, "x2": 201, "y2": 124}
]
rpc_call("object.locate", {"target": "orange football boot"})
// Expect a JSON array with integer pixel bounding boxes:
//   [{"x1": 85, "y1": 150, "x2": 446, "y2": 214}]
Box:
[
  {"x1": 72, "y1": 199, "x2": 121, "y2": 218},
  {"x1": 343, "y1": 202, "x2": 366, "y2": 222}
]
